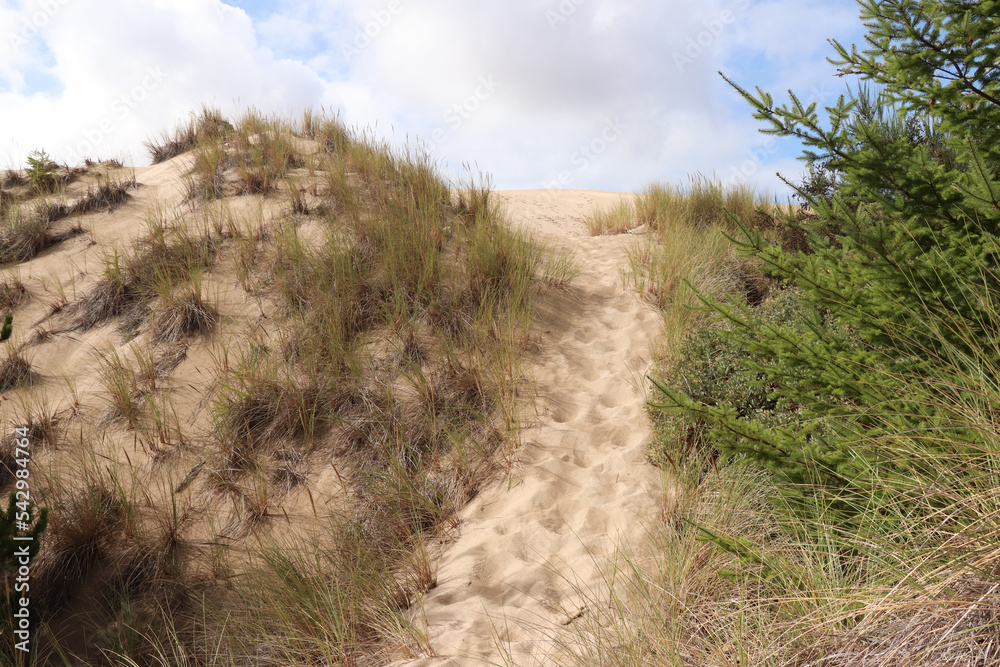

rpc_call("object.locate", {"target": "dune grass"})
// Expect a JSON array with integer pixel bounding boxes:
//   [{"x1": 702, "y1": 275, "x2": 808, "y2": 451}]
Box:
[
  {"x1": 0, "y1": 168, "x2": 136, "y2": 266},
  {"x1": 74, "y1": 207, "x2": 219, "y2": 334},
  {"x1": 585, "y1": 198, "x2": 637, "y2": 236},
  {"x1": 0, "y1": 345, "x2": 32, "y2": 393},
  {"x1": 619, "y1": 176, "x2": 779, "y2": 356},
  {"x1": 1, "y1": 108, "x2": 562, "y2": 666},
  {"x1": 145, "y1": 106, "x2": 233, "y2": 165}
]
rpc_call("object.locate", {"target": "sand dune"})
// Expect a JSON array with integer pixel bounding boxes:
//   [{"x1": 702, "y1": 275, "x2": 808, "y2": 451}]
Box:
[
  {"x1": 396, "y1": 189, "x2": 664, "y2": 665},
  {"x1": 1, "y1": 157, "x2": 664, "y2": 662}
]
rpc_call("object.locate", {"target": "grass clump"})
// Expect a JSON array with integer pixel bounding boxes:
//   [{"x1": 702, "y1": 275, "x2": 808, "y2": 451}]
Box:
[
  {"x1": 0, "y1": 205, "x2": 50, "y2": 264},
  {"x1": 212, "y1": 353, "x2": 322, "y2": 478},
  {"x1": 0, "y1": 347, "x2": 32, "y2": 392},
  {"x1": 230, "y1": 110, "x2": 299, "y2": 195},
  {"x1": 75, "y1": 210, "x2": 217, "y2": 333},
  {"x1": 0, "y1": 170, "x2": 136, "y2": 266},
  {"x1": 229, "y1": 533, "x2": 405, "y2": 665},
  {"x1": 622, "y1": 175, "x2": 780, "y2": 354},
  {"x1": 97, "y1": 346, "x2": 153, "y2": 429},
  {"x1": 25, "y1": 459, "x2": 204, "y2": 665},
  {"x1": 584, "y1": 198, "x2": 636, "y2": 235},
  {"x1": 145, "y1": 106, "x2": 233, "y2": 164},
  {"x1": 146, "y1": 276, "x2": 218, "y2": 343},
  {"x1": 181, "y1": 109, "x2": 300, "y2": 201}
]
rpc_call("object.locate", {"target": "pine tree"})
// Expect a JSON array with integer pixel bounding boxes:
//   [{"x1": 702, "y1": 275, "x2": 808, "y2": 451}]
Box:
[{"x1": 654, "y1": 0, "x2": 1000, "y2": 523}]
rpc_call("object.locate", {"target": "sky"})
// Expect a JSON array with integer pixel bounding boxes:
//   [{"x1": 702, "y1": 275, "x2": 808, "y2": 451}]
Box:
[{"x1": 0, "y1": 0, "x2": 867, "y2": 195}]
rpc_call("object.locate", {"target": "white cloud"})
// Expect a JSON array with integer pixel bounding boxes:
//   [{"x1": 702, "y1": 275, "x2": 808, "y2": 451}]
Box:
[
  {"x1": 0, "y1": 0, "x2": 325, "y2": 166},
  {"x1": 0, "y1": 0, "x2": 865, "y2": 194}
]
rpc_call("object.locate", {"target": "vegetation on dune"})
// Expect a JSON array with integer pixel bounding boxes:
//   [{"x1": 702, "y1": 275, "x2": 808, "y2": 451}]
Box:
[
  {"x1": 14, "y1": 1, "x2": 1000, "y2": 663},
  {"x1": 0, "y1": 107, "x2": 566, "y2": 665},
  {"x1": 559, "y1": 1, "x2": 1000, "y2": 664},
  {"x1": 0, "y1": 157, "x2": 137, "y2": 267},
  {"x1": 0, "y1": 314, "x2": 48, "y2": 666}
]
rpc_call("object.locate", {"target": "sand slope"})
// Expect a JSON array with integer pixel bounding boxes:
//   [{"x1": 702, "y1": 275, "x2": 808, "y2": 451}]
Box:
[{"x1": 397, "y1": 190, "x2": 664, "y2": 665}]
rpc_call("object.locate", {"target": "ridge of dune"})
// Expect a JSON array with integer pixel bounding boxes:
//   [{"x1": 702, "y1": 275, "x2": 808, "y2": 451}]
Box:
[{"x1": 395, "y1": 189, "x2": 664, "y2": 665}]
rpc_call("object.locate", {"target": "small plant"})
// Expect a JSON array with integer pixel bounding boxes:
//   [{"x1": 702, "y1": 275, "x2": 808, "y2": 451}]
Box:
[
  {"x1": 0, "y1": 490, "x2": 48, "y2": 568},
  {"x1": 0, "y1": 281, "x2": 28, "y2": 311},
  {"x1": 1, "y1": 314, "x2": 11, "y2": 342},
  {"x1": 25, "y1": 149, "x2": 58, "y2": 194},
  {"x1": 0, "y1": 349, "x2": 32, "y2": 393}
]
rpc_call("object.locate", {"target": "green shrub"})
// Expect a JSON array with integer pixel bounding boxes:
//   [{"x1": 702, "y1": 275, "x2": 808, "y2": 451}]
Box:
[
  {"x1": 24, "y1": 150, "x2": 57, "y2": 194},
  {"x1": 649, "y1": 289, "x2": 814, "y2": 464},
  {"x1": 654, "y1": 0, "x2": 1000, "y2": 527}
]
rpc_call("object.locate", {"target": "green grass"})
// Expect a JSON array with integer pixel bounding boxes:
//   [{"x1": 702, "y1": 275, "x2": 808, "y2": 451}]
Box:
[
  {"x1": 621, "y1": 176, "x2": 779, "y2": 356},
  {"x1": 9, "y1": 108, "x2": 560, "y2": 665},
  {"x1": 584, "y1": 198, "x2": 636, "y2": 235},
  {"x1": 145, "y1": 106, "x2": 233, "y2": 165}
]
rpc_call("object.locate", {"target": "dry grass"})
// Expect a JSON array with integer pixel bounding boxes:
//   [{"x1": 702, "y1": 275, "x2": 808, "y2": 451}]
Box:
[
  {"x1": 0, "y1": 205, "x2": 51, "y2": 264},
  {"x1": 2, "y1": 108, "x2": 559, "y2": 666},
  {"x1": 585, "y1": 198, "x2": 637, "y2": 235},
  {"x1": 0, "y1": 346, "x2": 33, "y2": 392},
  {"x1": 0, "y1": 170, "x2": 136, "y2": 266},
  {"x1": 622, "y1": 176, "x2": 781, "y2": 356},
  {"x1": 19, "y1": 457, "x2": 204, "y2": 665},
  {"x1": 145, "y1": 106, "x2": 233, "y2": 164},
  {"x1": 0, "y1": 278, "x2": 29, "y2": 311},
  {"x1": 97, "y1": 346, "x2": 152, "y2": 428},
  {"x1": 211, "y1": 354, "x2": 323, "y2": 478},
  {"x1": 146, "y1": 279, "x2": 218, "y2": 344}
]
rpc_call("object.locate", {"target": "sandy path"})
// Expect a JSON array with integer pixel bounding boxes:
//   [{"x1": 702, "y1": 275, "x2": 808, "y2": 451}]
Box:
[{"x1": 397, "y1": 190, "x2": 664, "y2": 666}]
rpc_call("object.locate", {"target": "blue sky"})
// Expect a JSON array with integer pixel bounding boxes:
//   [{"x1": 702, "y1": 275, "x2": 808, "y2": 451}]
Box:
[{"x1": 0, "y1": 0, "x2": 866, "y2": 195}]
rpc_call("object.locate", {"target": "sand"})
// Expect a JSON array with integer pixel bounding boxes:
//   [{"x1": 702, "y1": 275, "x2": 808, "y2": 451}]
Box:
[
  {"x1": 2, "y1": 172, "x2": 664, "y2": 663},
  {"x1": 394, "y1": 189, "x2": 664, "y2": 665}
]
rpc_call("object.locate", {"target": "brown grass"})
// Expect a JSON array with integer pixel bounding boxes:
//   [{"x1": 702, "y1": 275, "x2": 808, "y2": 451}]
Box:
[
  {"x1": 0, "y1": 278, "x2": 29, "y2": 310},
  {"x1": 6, "y1": 109, "x2": 556, "y2": 666},
  {"x1": 145, "y1": 106, "x2": 233, "y2": 164},
  {"x1": 0, "y1": 171, "x2": 136, "y2": 265},
  {"x1": 0, "y1": 347, "x2": 33, "y2": 392}
]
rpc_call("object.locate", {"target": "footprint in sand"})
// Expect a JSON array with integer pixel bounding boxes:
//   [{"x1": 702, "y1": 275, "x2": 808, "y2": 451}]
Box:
[{"x1": 398, "y1": 190, "x2": 662, "y2": 667}]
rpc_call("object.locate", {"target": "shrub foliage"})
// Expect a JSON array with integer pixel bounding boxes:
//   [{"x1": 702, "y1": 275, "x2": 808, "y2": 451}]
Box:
[{"x1": 654, "y1": 1, "x2": 1000, "y2": 525}]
